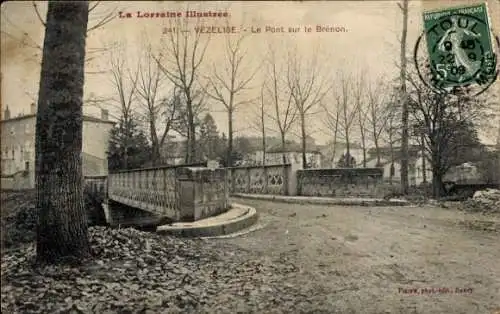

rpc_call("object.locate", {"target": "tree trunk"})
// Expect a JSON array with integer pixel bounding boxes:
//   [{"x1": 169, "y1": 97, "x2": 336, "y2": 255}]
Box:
[
  {"x1": 362, "y1": 144, "x2": 367, "y2": 168},
  {"x1": 150, "y1": 120, "x2": 160, "y2": 166},
  {"x1": 184, "y1": 138, "x2": 190, "y2": 164},
  {"x1": 360, "y1": 128, "x2": 367, "y2": 168},
  {"x1": 281, "y1": 133, "x2": 287, "y2": 164},
  {"x1": 331, "y1": 113, "x2": 339, "y2": 167},
  {"x1": 185, "y1": 94, "x2": 196, "y2": 163},
  {"x1": 122, "y1": 115, "x2": 130, "y2": 169},
  {"x1": 399, "y1": 0, "x2": 409, "y2": 194},
  {"x1": 35, "y1": 1, "x2": 90, "y2": 264},
  {"x1": 261, "y1": 131, "x2": 266, "y2": 166},
  {"x1": 389, "y1": 127, "x2": 395, "y2": 185},
  {"x1": 432, "y1": 167, "x2": 444, "y2": 199},
  {"x1": 300, "y1": 112, "x2": 307, "y2": 169},
  {"x1": 345, "y1": 130, "x2": 351, "y2": 168},
  {"x1": 359, "y1": 110, "x2": 367, "y2": 168},
  {"x1": 421, "y1": 133, "x2": 427, "y2": 183},
  {"x1": 227, "y1": 110, "x2": 233, "y2": 167},
  {"x1": 374, "y1": 138, "x2": 381, "y2": 166}
]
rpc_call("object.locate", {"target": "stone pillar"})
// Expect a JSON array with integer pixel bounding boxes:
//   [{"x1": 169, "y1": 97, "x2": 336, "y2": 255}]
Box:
[
  {"x1": 287, "y1": 161, "x2": 302, "y2": 196},
  {"x1": 176, "y1": 167, "x2": 229, "y2": 222}
]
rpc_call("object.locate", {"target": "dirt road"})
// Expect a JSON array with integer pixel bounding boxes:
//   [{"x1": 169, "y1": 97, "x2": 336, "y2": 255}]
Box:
[{"x1": 221, "y1": 199, "x2": 500, "y2": 314}]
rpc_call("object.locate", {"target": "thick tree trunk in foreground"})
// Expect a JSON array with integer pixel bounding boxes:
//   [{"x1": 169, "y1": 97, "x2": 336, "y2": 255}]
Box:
[{"x1": 35, "y1": 1, "x2": 90, "y2": 264}]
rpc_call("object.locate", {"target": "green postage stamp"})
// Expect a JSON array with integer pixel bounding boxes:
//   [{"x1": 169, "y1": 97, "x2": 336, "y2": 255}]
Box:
[{"x1": 422, "y1": 3, "x2": 497, "y2": 89}]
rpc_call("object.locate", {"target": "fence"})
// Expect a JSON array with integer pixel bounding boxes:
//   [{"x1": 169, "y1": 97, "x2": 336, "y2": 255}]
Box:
[
  {"x1": 297, "y1": 168, "x2": 384, "y2": 198},
  {"x1": 106, "y1": 163, "x2": 228, "y2": 223},
  {"x1": 228, "y1": 164, "x2": 293, "y2": 195}
]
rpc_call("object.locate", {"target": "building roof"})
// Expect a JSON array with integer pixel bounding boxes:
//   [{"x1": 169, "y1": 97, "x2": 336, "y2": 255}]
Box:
[{"x1": 0, "y1": 113, "x2": 115, "y2": 125}]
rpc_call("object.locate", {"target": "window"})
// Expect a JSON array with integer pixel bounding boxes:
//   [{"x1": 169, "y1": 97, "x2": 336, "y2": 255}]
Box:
[{"x1": 25, "y1": 161, "x2": 30, "y2": 171}]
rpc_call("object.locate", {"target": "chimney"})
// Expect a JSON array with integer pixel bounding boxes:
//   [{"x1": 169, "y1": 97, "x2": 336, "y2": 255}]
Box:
[
  {"x1": 30, "y1": 103, "x2": 36, "y2": 114},
  {"x1": 4, "y1": 106, "x2": 10, "y2": 119},
  {"x1": 101, "y1": 109, "x2": 109, "y2": 121}
]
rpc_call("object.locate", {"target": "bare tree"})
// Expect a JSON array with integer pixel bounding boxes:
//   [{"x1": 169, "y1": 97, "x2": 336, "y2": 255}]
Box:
[
  {"x1": 35, "y1": 1, "x2": 90, "y2": 264},
  {"x1": 249, "y1": 82, "x2": 269, "y2": 166},
  {"x1": 32, "y1": 1, "x2": 115, "y2": 32},
  {"x1": 353, "y1": 71, "x2": 368, "y2": 167},
  {"x1": 108, "y1": 43, "x2": 140, "y2": 168},
  {"x1": 383, "y1": 87, "x2": 401, "y2": 183},
  {"x1": 322, "y1": 104, "x2": 340, "y2": 167},
  {"x1": 135, "y1": 41, "x2": 181, "y2": 166},
  {"x1": 204, "y1": 24, "x2": 259, "y2": 167},
  {"x1": 265, "y1": 46, "x2": 297, "y2": 165},
  {"x1": 332, "y1": 70, "x2": 359, "y2": 167},
  {"x1": 406, "y1": 68, "x2": 494, "y2": 197},
  {"x1": 398, "y1": 0, "x2": 410, "y2": 193},
  {"x1": 170, "y1": 87, "x2": 208, "y2": 162},
  {"x1": 2, "y1": 1, "x2": 115, "y2": 68},
  {"x1": 366, "y1": 77, "x2": 391, "y2": 166},
  {"x1": 155, "y1": 15, "x2": 210, "y2": 163},
  {"x1": 286, "y1": 45, "x2": 330, "y2": 168}
]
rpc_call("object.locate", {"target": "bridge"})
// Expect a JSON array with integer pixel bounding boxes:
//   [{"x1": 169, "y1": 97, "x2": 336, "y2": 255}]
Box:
[{"x1": 84, "y1": 163, "x2": 385, "y2": 227}]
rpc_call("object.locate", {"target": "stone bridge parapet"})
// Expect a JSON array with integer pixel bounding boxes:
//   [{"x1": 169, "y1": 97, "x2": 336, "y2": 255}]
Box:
[
  {"x1": 297, "y1": 167, "x2": 384, "y2": 198},
  {"x1": 92, "y1": 162, "x2": 230, "y2": 225}
]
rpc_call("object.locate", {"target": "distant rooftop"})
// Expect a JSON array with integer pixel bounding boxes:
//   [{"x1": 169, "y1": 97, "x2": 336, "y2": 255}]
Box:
[{"x1": 0, "y1": 113, "x2": 114, "y2": 125}]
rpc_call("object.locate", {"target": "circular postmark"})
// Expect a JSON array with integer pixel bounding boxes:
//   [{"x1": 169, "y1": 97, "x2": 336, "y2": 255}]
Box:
[{"x1": 414, "y1": 12, "x2": 498, "y2": 96}]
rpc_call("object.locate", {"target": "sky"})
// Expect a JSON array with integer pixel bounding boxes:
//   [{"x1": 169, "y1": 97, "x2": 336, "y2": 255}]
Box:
[{"x1": 1, "y1": 0, "x2": 499, "y2": 145}]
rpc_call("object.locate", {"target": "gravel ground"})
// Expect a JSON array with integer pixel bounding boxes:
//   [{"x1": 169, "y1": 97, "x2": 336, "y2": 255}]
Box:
[
  {"x1": 223, "y1": 199, "x2": 500, "y2": 314},
  {"x1": 1, "y1": 193, "x2": 500, "y2": 313}
]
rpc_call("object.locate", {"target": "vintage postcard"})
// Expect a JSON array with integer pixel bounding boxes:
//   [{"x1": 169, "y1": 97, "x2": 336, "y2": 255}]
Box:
[{"x1": 1, "y1": 1, "x2": 500, "y2": 313}]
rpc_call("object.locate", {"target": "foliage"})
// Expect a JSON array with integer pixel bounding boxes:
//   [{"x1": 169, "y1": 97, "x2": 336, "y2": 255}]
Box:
[
  {"x1": 234, "y1": 137, "x2": 253, "y2": 157},
  {"x1": 108, "y1": 116, "x2": 151, "y2": 170},
  {"x1": 198, "y1": 113, "x2": 222, "y2": 161},
  {"x1": 446, "y1": 122, "x2": 484, "y2": 167},
  {"x1": 476, "y1": 150, "x2": 500, "y2": 184},
  {"x1": 337, "y1": 152, "x2": 356, "y2": 168},
  {"x1": 406, "y1": 59, "x2": 495, "y2": 197},
  {"x1": 1, "y1": 225, "x2": 312, "y2": 313}
]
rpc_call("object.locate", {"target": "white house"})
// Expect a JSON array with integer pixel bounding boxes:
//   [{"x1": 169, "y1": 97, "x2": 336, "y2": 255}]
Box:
[
  {"x1": 245, "y1": 142, "x2": 322, "y2": 168},
  {"x1": 1, "y1": 104, "x2": 114, "y2": 189},
  {"x1": 364, "y1": 145, "x2": 432, "y2": 186}
]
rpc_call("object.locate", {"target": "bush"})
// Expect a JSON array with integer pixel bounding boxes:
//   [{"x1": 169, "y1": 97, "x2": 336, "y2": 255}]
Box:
[
  {"x1": 83, "y1": 188, "x2": 107, "y2": 226},
  {"x1": 1, "y1": 190, "x2": 107, "y2": 252}
]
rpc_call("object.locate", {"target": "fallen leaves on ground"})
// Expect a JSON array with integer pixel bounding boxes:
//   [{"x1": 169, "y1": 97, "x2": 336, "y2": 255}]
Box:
[
  {"x1": 1, "y1": 226, "x2": 313, "y2": 313},
  {"x1": 1, "y1": 191, "x2": 37, "y2": 249}
]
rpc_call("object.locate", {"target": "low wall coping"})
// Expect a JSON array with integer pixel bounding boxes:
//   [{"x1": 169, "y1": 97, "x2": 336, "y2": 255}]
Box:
[
  {"x1": 298, "y1": 167, "x2": 384, "y2": 175},
  {"x1": 176, "y1": 167, "x2": 226, "y2": 181},
  {"x1": 227, "y1": 164, "x2": 291, "y2": 170}
]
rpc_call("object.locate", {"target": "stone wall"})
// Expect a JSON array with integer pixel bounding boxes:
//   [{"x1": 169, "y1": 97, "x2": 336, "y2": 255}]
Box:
[
  {"x1": 228, "y1": 164, "x2": 294, "y2": 195},
  {"x1": 107, "y1": 163, "x2": 229, "y2": 223},
  {"x1": 297, "y1": 168, "x2": 384, "y2": 198},
  {"x1": 176, "y1": 167, "x2": 228, "y2": 221},
  {"x1": 103, "y1": 201, "x2": 163, "y2": 227},
  {"x1": 1, "y1": 170, "x2": 34, "y2": 190}
]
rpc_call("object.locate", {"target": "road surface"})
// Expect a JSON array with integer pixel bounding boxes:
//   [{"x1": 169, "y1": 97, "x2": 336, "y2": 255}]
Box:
[{"x1": 220, "y1": 199, "x2": 500, "y2": 314}]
